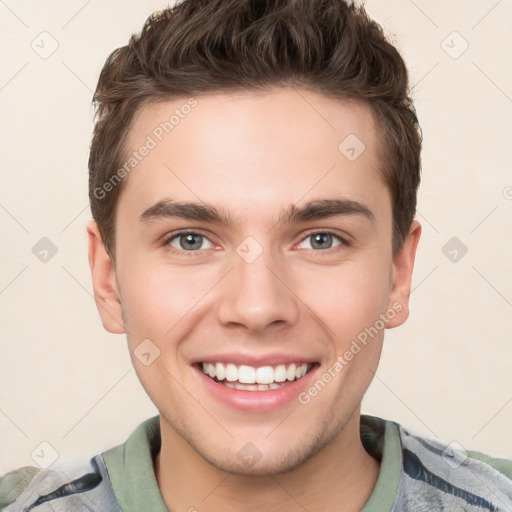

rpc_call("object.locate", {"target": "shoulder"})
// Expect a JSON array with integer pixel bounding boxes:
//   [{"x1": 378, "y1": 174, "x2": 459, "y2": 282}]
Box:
[
  {"x1": 395, "y1": 422, "x2": 512, "y2": 510},
  {"x1": 465, "y1": 448, "x2": 512, "y2": 480},
  {"x1": 0, "y1": 466, "x2": 40, "y2": 509},
  {"x1": 0, "y1": 455, "x2": 121, "y2": 512}
]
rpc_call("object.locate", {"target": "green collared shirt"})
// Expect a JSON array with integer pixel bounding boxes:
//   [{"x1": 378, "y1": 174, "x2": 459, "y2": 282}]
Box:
[{"x1": 2, "y1": 415, "x2": 512, "y2": 511}]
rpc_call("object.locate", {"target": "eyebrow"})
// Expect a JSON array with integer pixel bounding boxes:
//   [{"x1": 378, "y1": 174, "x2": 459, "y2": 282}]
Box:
[{"x1": 138, "y1": 197, "x2": 375, "y2": 226}]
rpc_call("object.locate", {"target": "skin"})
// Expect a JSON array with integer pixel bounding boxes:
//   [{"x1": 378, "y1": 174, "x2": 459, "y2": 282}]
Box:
[{"x1": 88, "y1": 87, "x2": 421, "y2": 512}]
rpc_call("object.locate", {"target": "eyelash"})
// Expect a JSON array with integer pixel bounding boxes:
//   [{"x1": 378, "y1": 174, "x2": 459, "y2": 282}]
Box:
[{"x1": 162, "y1": 230, "x2": 350, "y2": 256}]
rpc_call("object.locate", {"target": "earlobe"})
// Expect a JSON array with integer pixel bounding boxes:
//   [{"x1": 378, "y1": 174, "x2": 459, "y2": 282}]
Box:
[
  {"x1": 87, "y1": 221, "x2": 125, "y2": 334},
  {"x1": 386, "y1": 220, "x2": 422, "y2": 329}
]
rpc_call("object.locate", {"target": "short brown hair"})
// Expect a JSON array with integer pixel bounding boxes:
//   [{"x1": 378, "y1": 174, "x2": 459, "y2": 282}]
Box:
[{"x1": 89, "y1": 0, "x2": 421, "y2": 259}]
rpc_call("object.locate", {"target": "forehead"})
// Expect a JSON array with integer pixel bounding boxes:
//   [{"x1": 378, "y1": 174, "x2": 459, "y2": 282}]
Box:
[{"x1": 119, "y1": 87, "x2": 389, "y2": 224}]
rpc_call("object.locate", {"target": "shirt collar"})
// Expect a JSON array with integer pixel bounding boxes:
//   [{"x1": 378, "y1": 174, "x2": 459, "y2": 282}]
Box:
[{"x1": 101, "y1": 414, "x2": 401, "y2": 512}]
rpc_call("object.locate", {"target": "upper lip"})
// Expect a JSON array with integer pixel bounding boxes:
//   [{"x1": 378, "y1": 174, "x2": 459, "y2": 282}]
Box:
[{"x1": 191, "y1": 353, "x2": 318, "y2": 367}]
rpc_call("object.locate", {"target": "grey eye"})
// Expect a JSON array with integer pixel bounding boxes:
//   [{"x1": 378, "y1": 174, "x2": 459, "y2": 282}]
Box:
[
  {"x1": 169, "y1": 233, "x2": 213, "y2": 251},
  {"x1": 298, "y1": 233, "x2": 342, "y2": 250}
]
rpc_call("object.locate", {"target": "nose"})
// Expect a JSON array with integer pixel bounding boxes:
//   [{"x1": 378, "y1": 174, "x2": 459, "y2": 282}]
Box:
[{"x1": 215, "y1": 245, "x2": 300, "y2": 335}]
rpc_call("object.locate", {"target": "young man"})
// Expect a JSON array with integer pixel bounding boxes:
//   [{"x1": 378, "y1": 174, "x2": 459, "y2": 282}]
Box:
[{"x1": 2, "y1": 0, "x2": 512, "y2": 510}]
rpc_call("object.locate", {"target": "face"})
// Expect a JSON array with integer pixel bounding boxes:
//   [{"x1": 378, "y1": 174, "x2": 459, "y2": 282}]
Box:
[{"x1": 89, "y1": 87, "x2": 420, "y2": 475}]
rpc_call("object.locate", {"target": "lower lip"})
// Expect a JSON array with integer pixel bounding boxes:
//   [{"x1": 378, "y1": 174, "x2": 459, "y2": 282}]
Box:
[{"x1": 194, "y1": 365, "x2": 319, "y2": 413}]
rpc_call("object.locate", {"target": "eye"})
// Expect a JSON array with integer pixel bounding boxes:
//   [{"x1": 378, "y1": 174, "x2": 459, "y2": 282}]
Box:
[
  {"x1": 297, "y1": 232, "x2": 345, "y2": 251},
  {"x1": 166, "y1": 231, "x2": 215, "y2": 252}
]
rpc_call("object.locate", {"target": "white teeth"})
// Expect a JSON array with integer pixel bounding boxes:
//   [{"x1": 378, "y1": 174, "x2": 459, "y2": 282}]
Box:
[
  {"x1": 238, "y1": 365, "x2": 256, "y2": 384},
  {"x1": 274, "y1": 364, "x2": 287, "y2": 382},
  {"x1": 215, "y1": 362, "x2": 226, "y2": 381},
  {"x1": 255, "y1": 366, "x2": 274, "y2": 384},
  {"x1": 201, "y1": 361, "x2": 311, "y2": 387},
  {"x1": 225, "y1": 363, "x2": 238, "y2": 382},
  {"x1": 223, "y1": 381, "x2": 288, "y2": 391},
  {"x1": 286, "y1": 363, "x2": 296, "y2": 381},
  {"x1": 236, "y1": 382, "x2": 259, "y2": 391}
]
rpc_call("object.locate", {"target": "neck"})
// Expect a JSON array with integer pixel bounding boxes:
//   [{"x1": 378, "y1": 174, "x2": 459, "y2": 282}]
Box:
[{"x1": 154, "y1": 411, "x2": 380, "y2": 512}]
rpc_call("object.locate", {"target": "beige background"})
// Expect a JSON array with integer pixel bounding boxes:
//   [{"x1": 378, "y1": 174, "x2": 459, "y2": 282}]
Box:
[{"x1": 1, "y1": 0, "x2": 511, "y2": 473}]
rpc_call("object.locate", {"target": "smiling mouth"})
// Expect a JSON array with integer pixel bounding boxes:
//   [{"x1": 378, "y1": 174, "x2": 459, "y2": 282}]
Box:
[{"x1": 199, "y1": 361, "x2": 316, "y2": 391}]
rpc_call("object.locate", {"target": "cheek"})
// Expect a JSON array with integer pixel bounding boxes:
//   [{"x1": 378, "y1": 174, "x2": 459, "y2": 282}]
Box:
[
  {"x1": 117, "y1": 260, "x2": 219, "y2": 340},
  {"x1": 295, "y1": 258, "x2": 391, "y2": 342}
]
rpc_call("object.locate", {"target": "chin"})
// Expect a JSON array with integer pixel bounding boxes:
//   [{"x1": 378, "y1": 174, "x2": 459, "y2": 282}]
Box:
[{"x1": 195, "y1": 426, "x2": 334, "y2": 477}]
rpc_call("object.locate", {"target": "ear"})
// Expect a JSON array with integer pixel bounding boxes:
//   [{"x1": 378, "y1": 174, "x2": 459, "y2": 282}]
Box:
[
  {"x1": 87, "y1": 221, "x2": 125, "y2": 334},
  {"x1": 386, "y1": 219, "x2": 422, "y2": 329}
]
